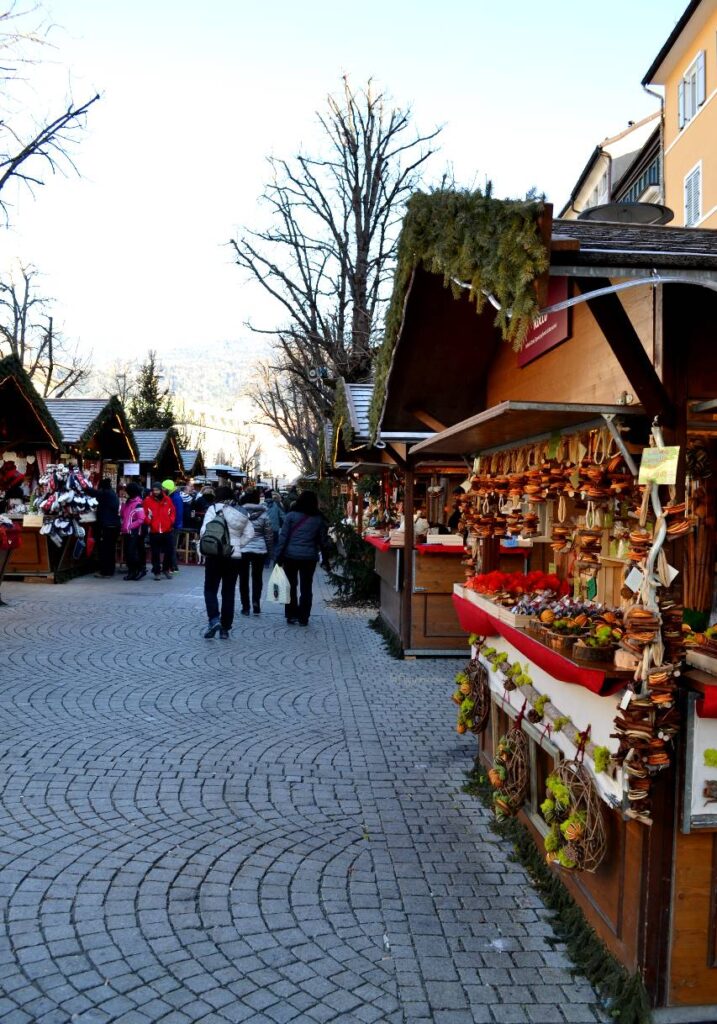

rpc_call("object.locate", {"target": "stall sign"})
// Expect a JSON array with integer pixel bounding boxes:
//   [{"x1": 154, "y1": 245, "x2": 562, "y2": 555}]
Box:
[
  {"x1": 518, "y1": 277, "x2": 570, "y2": 367},
  {"x1": 638, "y1": 447, "x2": 680, "y2": 486},
  {"x1": 123, "y1": 462, "x2": 140, "y2": 476}
]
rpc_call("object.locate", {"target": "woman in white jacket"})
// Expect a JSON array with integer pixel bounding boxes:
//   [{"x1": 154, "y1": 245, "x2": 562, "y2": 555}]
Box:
[{"x1": 200, "y1": 485, "x2": 252, "y2": 638}]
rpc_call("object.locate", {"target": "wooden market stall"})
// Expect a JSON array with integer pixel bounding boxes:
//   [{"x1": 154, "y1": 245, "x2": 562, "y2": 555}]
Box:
[
  {"x1": 331, "y1": 378, "x2": 470, "y2": 655},
  {"x1": 0, "y1": 355, "x2": 64, "y2": 588},
  {"x1": 133, "y1": 428, "x2": 184, "y2": 487},
  {"x1": 44, "y1": 397, "x2": 137, "y2": 484},
  {"x1": 180, "y1": 448, "x2": 205, "y2": 479},
  {"x1": 375, "y1": 191, "x2": 717, "y2": 1012}
]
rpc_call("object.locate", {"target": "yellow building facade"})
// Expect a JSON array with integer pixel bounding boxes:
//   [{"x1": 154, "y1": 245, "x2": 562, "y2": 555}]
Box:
[{"x1": 644, "y1": 0, "x2": 717, "y2": 227}]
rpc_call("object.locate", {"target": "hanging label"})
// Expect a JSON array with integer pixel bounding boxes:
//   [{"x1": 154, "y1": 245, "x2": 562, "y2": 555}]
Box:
[
  {"x1": 473, "y1": 457, "x2": 481, "y2": 474},
  {"x1": 548, "y1": 562, "x2": 557, "y2": 575},
  {"x1": 586, "y1": 577, "x2": 598, "y2": 600},
  {"x1": 570, "y1": 469, "x2": 580, "y2": 489},
  {"x1": 624, "y1": 567, "x2": 645, "y2": 592},
  {"x1": 638, "y1": 446, "x2": 680, "y2": 486},
  {"x1": 620, "y1": 690, "x2": 633, "y2": 711},
  {"x1": 665, "y1": 562, "x2": 680, "y2": 585},
  {"x1": 547, "y1": 433, "x2": 561, "y2": 459}
]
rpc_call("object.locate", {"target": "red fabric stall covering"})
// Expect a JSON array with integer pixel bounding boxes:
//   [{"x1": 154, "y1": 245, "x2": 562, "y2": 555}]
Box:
[
  {"x1": 452, "y1": 594, "x2": 624, "y2": 697},
  {"x1": 691, "y1": 679, "x2": 717, "y2": 718},
  {"x1": 415, "y1": 544, "x2": 465, "y2": 556},
  {"x1": 363, "y1": 536, "x2": 392, "y2": 553}
]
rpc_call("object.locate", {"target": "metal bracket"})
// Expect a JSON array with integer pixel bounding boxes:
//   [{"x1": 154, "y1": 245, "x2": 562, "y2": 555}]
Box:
[{"x1": 601, "y1": 413, "x2": 639, "y2": 477}]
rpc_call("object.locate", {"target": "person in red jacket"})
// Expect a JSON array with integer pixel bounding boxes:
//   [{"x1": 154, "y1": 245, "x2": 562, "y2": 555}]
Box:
[{"x1": 143, "y1": 481, "x2": 176, "y2": 579}]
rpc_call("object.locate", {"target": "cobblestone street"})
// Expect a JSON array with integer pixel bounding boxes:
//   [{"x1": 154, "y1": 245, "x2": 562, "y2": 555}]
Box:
[{"x1": 0, "y1": 569, "x2": 605, "y2": 1024}]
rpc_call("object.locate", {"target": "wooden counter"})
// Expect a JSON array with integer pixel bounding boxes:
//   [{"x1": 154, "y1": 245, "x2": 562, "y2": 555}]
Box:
[
  {"x1": 6, "y1": 522, "x2": 94, "y2": 582},
  {"x1": 368, "y1": 537, "x2": 468, "y2": 656}
]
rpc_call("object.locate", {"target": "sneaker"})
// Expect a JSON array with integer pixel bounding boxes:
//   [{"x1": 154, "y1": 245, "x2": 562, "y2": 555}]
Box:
[
  {"x1": 240, "y1": 608, "x2": 250, "y2": 616},
  {"x1": 299, "y1": 620, "x2": 309, "y2": 627},
  {"x1": 162, "y1": 570, "x2": 172, "y2": 579},
  {"x1": 138, "y1": 569, "x2": 148, "y2": 579},
  {"x1": 287, "y1": 618, "x2": 297, "y2": 625},
  {"x1": 219, "y1": 628, "x2": 229, "y2": 639},
  {"x1": 172, "y1": 568, "x2": 180, "y2": 574},
  {"x1": 153, "y1": 573, "x2": 161, "y2": 581},
  {"x1": 253, "y1": 604, "x2": 261, "y2": 614},
  {"x1": 204, "y1": 618, "x2": 220, "y2": 638}
]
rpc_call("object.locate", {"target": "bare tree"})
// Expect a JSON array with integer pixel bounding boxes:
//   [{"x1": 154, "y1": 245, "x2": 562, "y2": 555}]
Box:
[
  {"x1": 0, "y1": 262, "x2": 90, "y2": 395},
  {"x1": 231, "y1": 78, "x2": 440, "y2": 468},
  {"x1": 98, "y1": 358, "x2": 136, "y2": 404},
  {"x1": 251, "y1": 358, "x2": 323, "y2": 475},
  {"x1": 0, "y1": 5, "x2": 100, "y2": 223},
  {"x1": 236, "y1": 429, "x2": 260, "y2": 476}
]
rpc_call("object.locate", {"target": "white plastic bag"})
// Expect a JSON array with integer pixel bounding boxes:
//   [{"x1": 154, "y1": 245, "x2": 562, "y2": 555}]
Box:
[{"x1": 267, "y1": 563, "x2": 291, "y2": 604}]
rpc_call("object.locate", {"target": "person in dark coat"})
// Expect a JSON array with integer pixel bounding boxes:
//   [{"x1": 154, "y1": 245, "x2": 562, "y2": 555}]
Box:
[
  {"x1": 273, "y1": 490, "x2": 330, "y2": 626},
  {"x1": 87, "y1": 478, "x2": 121, "y2": 577}
]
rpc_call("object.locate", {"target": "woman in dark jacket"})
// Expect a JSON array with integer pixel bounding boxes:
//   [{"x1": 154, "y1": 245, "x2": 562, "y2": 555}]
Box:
[
  {"x1": 273, "y1": 490, "x2": 330, "y2": 626},
  {"x1": 87, "y1": 478, "x2": 121, "y2": 577}
]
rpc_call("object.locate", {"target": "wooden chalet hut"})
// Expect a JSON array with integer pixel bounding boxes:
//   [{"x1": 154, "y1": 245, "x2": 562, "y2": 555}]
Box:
[
  {"x1": 370, "y1": 188, "x2": 717, "y2": 1013},
  {"x1": 44, "y1": 397, "x2": 137, "y2": 485},
  {"x1": 133, "y1": 428, "x2": 183, "y2": 487},
  {"x1": 180, "y1": 449, "x2": 205, "y2": 479}
]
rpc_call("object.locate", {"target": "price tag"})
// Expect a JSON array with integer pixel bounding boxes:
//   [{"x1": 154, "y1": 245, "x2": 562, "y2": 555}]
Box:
[
  {"x1": 548, "y1": 562, "x2": 557, "y2": 574},
  {"x1": 620, "y1": 690, "x2": 633, "y2": 711},
  {"x1": 624, "y1": 567, "x2": 644, "y2": 593},
  {"x1": 638, "y1": 446, "x2": 680, "y2": 486},
  {"x1": 586, "y1": 577, "x2": 598, "y2": 600}
]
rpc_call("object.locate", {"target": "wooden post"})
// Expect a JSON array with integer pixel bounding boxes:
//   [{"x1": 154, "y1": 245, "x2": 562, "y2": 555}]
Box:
[
  {"x1": 357, "y1": 481, "x2": 364, "y2": 534},
  {"x1": 401, "y1": 460, "x2": 415, "y2": 654}
]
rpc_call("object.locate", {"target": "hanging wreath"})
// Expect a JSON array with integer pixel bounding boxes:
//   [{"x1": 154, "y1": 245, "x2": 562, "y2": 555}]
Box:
[
  {"x1": 489, "y1": 727, "x2": 529, "y2": 820},
  {"x1": 452, "y1": 658, "x2": 491, "y2": 735},
  {"x1": 540, "y1": 761, "x2": 607, "y2": 873}
]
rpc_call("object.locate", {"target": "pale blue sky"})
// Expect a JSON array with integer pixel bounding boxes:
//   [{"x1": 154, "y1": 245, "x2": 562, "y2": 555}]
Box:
[{"x1": 0, "y1": 0, "x2": 686, "y2": 364}]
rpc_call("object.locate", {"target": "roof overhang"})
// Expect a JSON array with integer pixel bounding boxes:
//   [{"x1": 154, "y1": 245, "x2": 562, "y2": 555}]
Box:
[
  {"x1": 643, "y1": 0, "x2": 710, "y2": 85},
  {"x1": 409, "y1": 400, "x2": 647, "y2": 458}
]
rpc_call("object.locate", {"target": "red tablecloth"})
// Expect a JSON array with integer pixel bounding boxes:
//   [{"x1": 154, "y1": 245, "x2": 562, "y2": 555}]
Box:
[
  {"x1": 363, "y1": 536, "x2": 392, "y2": 553},
  {"x1": 452, "y1": 593, "x2": 624, "y2": 696},
  {"x1": 416, "y1": 544, "x2": 465, "y2": 556},
  {"x1": 688, "y1": 677, "x2": 717, "y2": 718}
]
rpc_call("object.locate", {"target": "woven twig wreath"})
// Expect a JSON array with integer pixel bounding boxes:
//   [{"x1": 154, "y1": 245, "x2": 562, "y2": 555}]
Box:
[
  {"x1": 544, "y1": 760, "x2": 607, "y2": 873},
  {"x1": 491, "y1": 727, "x2": 529, "y2": 818},
  {"x1": 466, "y1": 659, "x2": 491, "y2": 735}
]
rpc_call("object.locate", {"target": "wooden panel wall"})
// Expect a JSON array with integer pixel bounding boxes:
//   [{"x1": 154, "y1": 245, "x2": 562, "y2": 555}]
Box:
[
  {"x1": 485, "y1": 283, "x2": 654, "y2": 408},
  {"x1": 669, "y1": 830, "x2": 717, "y2": 1005}
]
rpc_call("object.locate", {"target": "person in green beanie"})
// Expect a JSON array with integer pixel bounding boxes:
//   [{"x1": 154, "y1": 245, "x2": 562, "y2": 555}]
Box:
[{"x1": 163, "y1": 478, "x2": 184, "y2": 573}]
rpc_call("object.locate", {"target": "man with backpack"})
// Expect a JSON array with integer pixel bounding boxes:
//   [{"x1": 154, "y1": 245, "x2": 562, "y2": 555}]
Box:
[{"x1": 199, "y1": 485, "x2": 254, "y2": 638}]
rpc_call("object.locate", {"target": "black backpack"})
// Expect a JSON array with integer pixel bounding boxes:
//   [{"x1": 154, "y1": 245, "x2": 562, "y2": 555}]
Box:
[{"x1": 199, "y1": 507, "x2": 233, "y2": 558}]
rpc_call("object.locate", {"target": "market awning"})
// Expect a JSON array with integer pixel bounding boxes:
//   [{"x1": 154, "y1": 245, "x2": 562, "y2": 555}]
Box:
[{"x1": 409, "y1": 400, "x2": 646, "y2": 457}]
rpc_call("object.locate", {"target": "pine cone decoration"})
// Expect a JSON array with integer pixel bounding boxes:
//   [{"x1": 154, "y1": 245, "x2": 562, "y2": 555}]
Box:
[{"x1": 563, "y1": 843, "x2": 581, "y2": 865}]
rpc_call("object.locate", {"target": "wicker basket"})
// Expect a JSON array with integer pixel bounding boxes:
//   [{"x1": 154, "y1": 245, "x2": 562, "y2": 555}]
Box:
[
  {"x1": 545, "y1": 632, "x2": 579, "y2": 654},
  {"x1": 573, "y1": 640, "x2": 615, "y2": 663}
]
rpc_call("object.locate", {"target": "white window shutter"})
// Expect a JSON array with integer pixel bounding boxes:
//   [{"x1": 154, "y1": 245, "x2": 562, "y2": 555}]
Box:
[
  {"x1": 697, "y1": 50, "x2": 706, "y2": 105},
  {"x1": 679, "y1": 80, "x2": 685, "y2": 128},
  {"x1": 695, "y1": 165, "x2": 702, "y2": 222},
  {"x1": 685, "y1": 174, "x2": 693, "y2": 224}
]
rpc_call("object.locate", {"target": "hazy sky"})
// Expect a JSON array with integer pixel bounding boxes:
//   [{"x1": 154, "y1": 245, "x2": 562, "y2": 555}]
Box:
[{"x1": 0, "y1": 0, "x2": 684, "y2": 367}]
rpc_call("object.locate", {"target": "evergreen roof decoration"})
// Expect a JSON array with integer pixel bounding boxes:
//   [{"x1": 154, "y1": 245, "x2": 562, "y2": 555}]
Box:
[
  {"x1": 369, "y1": 188, "x2": 549, "y2": 437},
  {"x1": 332, "y1": 377, "x2": 353, "y2": 454},
  {"x1": 0, "y1": 353, "x2": 63, "y2": 449},
  {"x1": 44, "y1": 396, "x2": 137, "y2": 459}
]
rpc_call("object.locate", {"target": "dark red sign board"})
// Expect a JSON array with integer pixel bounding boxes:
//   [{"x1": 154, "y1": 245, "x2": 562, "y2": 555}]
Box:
[{"x1": 518, "y1": 276, "x2": 570, "y2": 367}]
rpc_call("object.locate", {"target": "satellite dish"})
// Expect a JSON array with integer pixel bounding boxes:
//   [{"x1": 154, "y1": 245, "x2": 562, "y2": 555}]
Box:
[{"x1": 578, "y1": 202, "x2": 674, "y2": 225}]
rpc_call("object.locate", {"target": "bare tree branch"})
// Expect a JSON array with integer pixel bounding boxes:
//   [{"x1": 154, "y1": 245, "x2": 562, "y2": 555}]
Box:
[{"x1": 230, "y1": 78, "x2": 440, "y2": 471}]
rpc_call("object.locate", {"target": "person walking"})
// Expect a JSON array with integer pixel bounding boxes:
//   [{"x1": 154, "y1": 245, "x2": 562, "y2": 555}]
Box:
[
  {"x1": 163, "y1": 479, "x2": 183, "y2": 573},
  {"x1": 264, "y1": 490, "x2": 285, "y2": 555},
  {"x1": 143, "y1": 481, "x2": 176, "y2": 580},
  {"x1": 237, "y1": 489, "x2": 273, "y2": 615},
  {"x1": 87, "y1": 478, "x2": 121, "y2": 577},
  {"x1": 200, "y1": 485, "x2": 253, "y2": 638},
  {"x1": 273, "y1": 490, "x2": 330, "y2": 627},
  {"x1": 120, "y1": 483, "x2": 147, "y2": 580}
]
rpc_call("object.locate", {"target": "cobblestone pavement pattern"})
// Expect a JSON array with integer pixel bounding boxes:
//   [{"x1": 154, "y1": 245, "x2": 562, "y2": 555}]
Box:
[{"x1": 0, "y1": 570, "x2": 606, "y2": 1024}]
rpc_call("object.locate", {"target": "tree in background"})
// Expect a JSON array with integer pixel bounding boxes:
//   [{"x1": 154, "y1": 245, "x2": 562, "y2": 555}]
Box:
[
  {"x1": 0, "y1": 262, "x2": 90, "y2": 395},
  {"x1": 250, "y1": 356, "x2": 322, "y2": 475},
  {"x1": 99, "y1": 359, "x2": 136, "y2": 405},
  {"x1": 128, "y1": 351, "x2": 175, "y2": 429},
  {"x1": 0, "y1": 6, "x2": 99, "y2": 224},
  {"x1": 231, "y1": 78, "x2": 440, "y2": 470},
  {"x1": 236, "y1": 429, "x2": 260, "y2": 477}
]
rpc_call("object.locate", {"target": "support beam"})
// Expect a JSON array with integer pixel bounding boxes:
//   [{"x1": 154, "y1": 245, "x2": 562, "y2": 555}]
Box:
[
  {"x1": 407, "y1": 407, "x2": 448, "y2": 432},
  {"x1": 575, "y1": 277, "x2": 674, "y2": 426},
  {"x1": 400, "y1": 462, "x2": 415, "y2": 654},
  {"x1": 384, "y1": 443, "x2": 407, "y2": 471}
]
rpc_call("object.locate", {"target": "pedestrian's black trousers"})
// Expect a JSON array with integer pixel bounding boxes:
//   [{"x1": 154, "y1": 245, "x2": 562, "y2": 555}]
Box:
[
  {"x1": 124, "y1": 532, "x2": 144, "y2": 575},
  {"x1": 239, "y1": 553, "x2": 265, "y2": 610},
  {"x1": 97, "y1": 526, "x2": 119, "y2": 576},
  {"x1": 282, "y1": 557, "x2": 317, "y2": 624},
  {"x1": 204, "y1": 555, "x2": 241, "y2": 628},
  {"x1": 149, "y1": 533, "x2": 172, "y2": 574}
]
